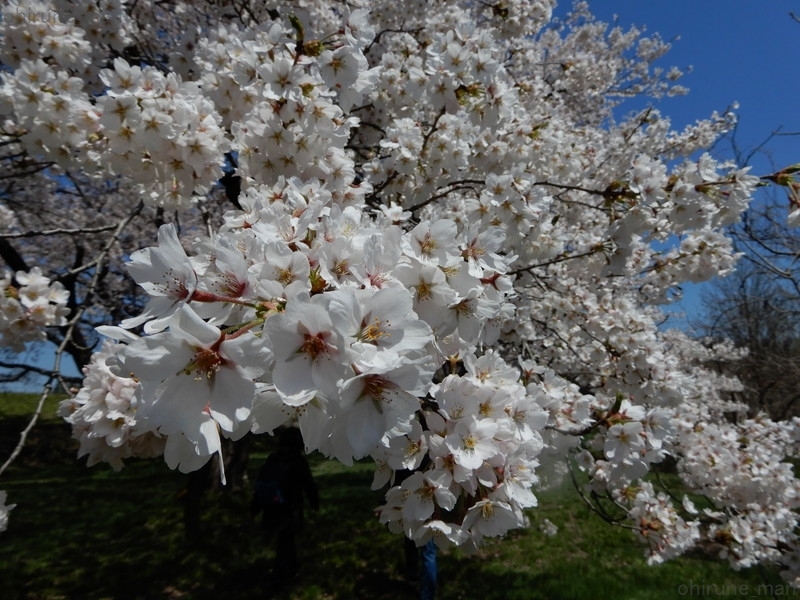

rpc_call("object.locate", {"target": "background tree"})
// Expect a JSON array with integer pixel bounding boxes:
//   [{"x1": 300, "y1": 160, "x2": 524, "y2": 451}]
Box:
[
  {"x1": 699, "y1": 262, "x2": 800, "y2": 419},
  {"x1": 696, "y1": 125, "x2": 800, "y2": 419}
]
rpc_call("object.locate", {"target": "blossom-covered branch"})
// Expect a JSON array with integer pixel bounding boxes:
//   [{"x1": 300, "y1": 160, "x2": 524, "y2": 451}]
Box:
[{"x1": 0, "y1": 0, "x2": 797, "y2": 586}]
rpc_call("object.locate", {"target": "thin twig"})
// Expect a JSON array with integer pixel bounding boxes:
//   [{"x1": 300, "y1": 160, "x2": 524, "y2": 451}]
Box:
[
  {"x1": 0, "y1": 201, "x2": 144, "y2": 477},
  {"x1": 0, "y1": 385, "x2": 51, "y2": 477},
  {"x1": 509, "y1": 247, "x2": 604, "y2": 276},
  {"x1": 0, "y1": 224, "x2": 119, "y2": 239}
]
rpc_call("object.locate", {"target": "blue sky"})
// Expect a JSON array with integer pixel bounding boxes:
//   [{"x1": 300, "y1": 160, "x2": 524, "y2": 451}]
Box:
[
  {"x1": 566, "y1": 1, "x2": 799, "y2": 167},
  {"x1": 555, "y1": 1, "x2": 800, "y2": 329}
]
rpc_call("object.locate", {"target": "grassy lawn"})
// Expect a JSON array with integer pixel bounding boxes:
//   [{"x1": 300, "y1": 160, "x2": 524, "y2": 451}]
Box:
[{"x1": 0, "y1": 392, "x2": 787, "y2": 599}]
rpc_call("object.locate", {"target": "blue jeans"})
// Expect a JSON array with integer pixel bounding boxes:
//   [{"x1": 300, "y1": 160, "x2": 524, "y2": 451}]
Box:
[
  {"x1": 404, "y1": 537, "x2": 438, "y2": 600},
  {"x1": 419, "y1": 539, "x2": 437, "y2": 600}
]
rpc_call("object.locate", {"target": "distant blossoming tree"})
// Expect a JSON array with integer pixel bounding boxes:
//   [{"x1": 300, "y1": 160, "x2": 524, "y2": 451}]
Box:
[{"x1": 0, "y1": 0, "x2": 798, "y2": 585}]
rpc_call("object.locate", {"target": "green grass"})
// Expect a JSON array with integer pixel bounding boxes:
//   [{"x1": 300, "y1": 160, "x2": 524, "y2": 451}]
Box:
[
  {"x1": 0, "y1": 395, "x2": 787, "y2": 600},
  {"x1": 0, "y1": 391, "x2": 65, "y2": 420}
]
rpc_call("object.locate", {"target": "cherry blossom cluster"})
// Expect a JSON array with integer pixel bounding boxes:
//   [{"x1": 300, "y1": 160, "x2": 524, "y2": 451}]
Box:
[
  {"x1": 568, "y1": 331, "x2": 799, "y2": 569},
  {"x1": 96, "y1": 58, "x2": 229, "y2": 208},
  {"x1": 0, "y1": 57, "x2": 229, "y2": 207},
  {"x1": 0, "y1": 0, "x2": 91, "y2": 72},
  {"x1": 673, "y1": 405, "x2": 800, "y2": 572},
  {"x1": 613, "y1": 481, "x2": 701, "y2": 565},
  {"x1": 373, "y1": 351, "x2": 549, "y2": 549},
  {"x1": 191, "y1": 12, "x2": 375, "y2": 197},
  {"x1": 0, "y1": 6, "x2": 228, "y2": 206},
  {"x1": 573, "y1": 399, "x2": 673, "y2": 488},
  {"x1": 0, "y1": 267, "x2": 68, "y2": 351},
  {"x1": 52, "y1": 0, "x2": 135, "y2": 56},
  {"x1": 58, "y1": 340, "x2": 165, "y2": 470},
  {"x1": 0, "y1": 58, "x2": 98, "y2": 171},
  {"x1": 0, "y1": 0, "x2": 797, "y2": 581},
  {"x1": 83, "y1": 171, "x2": 518, "y2": 484}
]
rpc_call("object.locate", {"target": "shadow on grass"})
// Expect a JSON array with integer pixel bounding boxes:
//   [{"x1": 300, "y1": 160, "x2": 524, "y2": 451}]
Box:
[
  {"x1": 0, "y1": 417, "x2": 786, "y2": 600},
  {"x1": 0, "y1": 423, "x2": 409, "y2": 600}
]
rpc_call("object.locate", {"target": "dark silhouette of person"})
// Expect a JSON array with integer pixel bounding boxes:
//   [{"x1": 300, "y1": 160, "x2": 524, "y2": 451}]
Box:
[
  {"x1": 404, "y1": 534, "x2": 438, "y2": 600},
  {"x1": 252, "y1": 426, "x2": 319, "y2": 586}
]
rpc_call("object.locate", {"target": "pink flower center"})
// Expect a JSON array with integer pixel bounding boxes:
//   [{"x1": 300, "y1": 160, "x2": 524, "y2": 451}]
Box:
[
  {"x1": 362, "y1": 374, "x2": 390, "y2": 401},
  {"x1": 300, "y1": 332, "x2": 330, "y2": 360},
  {"x1": 185, "y1": 346, "x2": 226, "y2": 380}
]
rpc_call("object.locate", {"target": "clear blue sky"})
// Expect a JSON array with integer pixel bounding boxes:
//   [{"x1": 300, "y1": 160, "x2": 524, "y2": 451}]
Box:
[
  {"x1": 556, "y1": 1, "x2": 800, "y2": 330},
  {"x1": 563, "y1": 1, "x2": 800, "y2": 167}
]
